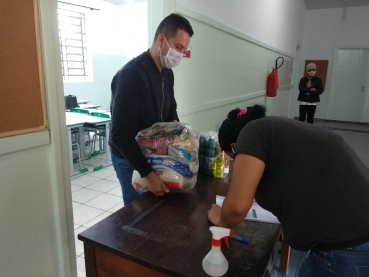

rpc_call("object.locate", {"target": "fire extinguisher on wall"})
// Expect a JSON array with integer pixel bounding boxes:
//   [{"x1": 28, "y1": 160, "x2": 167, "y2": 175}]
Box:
[{"x1": 267, "y1": 57, "x2": 284, "y2": 97}]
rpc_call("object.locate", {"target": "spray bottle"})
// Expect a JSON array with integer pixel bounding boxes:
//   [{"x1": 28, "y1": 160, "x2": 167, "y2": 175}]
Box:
[{"x1": 202, "y1": 226, "x2": 234, "y2": 277}]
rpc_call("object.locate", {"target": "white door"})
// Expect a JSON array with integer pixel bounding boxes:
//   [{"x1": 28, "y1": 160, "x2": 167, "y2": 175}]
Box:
[{"x1": 328, "y1": 48, "x2": 369, "y2": 122}]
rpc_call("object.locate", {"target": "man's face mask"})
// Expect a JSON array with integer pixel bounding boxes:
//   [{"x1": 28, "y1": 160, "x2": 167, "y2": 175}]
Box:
[{"x1": 159, "y1": 36, "x2": 183, "y2": 69}]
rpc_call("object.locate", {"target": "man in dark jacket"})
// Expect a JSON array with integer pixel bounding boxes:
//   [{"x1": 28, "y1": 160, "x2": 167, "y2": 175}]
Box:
[
  {"x1": 109, "y1": 14, "x2": 194, "y2": 205},
  {"x1": 297, "y1": 63, "x2": 324, "y2": 124}
]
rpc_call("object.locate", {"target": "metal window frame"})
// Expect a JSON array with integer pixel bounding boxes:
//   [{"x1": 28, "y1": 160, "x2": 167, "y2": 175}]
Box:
[{"x1": 57, "y1": 8, "x2": 88, "y2": 81}]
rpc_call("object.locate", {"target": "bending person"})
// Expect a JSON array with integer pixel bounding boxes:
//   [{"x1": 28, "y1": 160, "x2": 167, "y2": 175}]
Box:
[{"x1": 208, "y1": 105, "x2": 369, "y2": 277}]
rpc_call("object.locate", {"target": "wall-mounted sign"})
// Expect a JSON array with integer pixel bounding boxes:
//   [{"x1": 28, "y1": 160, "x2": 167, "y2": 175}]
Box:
[{"x1": 183, "y1": 46, "x2": 191, "y2": 58}]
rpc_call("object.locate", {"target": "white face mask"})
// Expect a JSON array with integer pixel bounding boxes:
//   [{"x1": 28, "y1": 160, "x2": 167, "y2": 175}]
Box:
[{"x1": 159, "y1": 37, "x2": 183, "y2": 69}]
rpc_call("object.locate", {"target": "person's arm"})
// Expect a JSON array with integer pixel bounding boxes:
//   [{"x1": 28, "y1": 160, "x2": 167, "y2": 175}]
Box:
[
  {"x1": 310, "y1": 78, "x2": 324, "y2": 95},
  {"x1": 167, "y1": 70, "x2": 179, "y2": 122},
  {"x1": 110, "y1": 70, "x2": 170, "y2": 196},
  {"x1": 298, "y1": 77, "x2": 310, "y2": 94},
  {"x1": 208, "y1": 153, "x2": 265, "y2": 228}
]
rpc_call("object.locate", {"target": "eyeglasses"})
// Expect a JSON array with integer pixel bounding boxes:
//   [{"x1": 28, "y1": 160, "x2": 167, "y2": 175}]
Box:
[{"x1": 307, "y1": 69, "x2": 316, "y2": 72}]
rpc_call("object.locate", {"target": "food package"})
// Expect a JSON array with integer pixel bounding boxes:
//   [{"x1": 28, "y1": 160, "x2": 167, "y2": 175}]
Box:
[
  {"x1": 132, "y1": 167, "x2": 198, "y2": 193},
  {"x1": 134, "y1": 122, "x2": 199, "y2": 194}
]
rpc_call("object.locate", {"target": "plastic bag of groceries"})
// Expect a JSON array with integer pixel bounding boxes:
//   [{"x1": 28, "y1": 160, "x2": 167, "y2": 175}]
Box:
[{"x1": 132, "y1": 122, "x2": 199, "y2": 194}]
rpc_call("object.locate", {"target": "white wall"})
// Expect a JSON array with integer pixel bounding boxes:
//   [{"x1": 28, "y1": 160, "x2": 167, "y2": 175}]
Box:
[
  {"x1": 63, "y1": 1, "x2": 148, "y2": 110},
  {"x1": 302, "y1": 6, "x2": 369, "y2": 120},
  {"x1": 148, "y1": 0, "x2": 307, "y2": 133},
  {"x1": 173, "y1": 0, "x2": 306, "y2": 56}
]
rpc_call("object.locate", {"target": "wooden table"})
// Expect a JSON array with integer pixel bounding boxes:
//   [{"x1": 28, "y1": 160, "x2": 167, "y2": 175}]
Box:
[{"x1": 78, "y1": 174, "x2": 282, "y2": 277}]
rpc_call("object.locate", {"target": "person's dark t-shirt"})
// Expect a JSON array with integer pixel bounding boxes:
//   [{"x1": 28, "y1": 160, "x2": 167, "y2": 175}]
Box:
[{"x1": 235, "y1": 117, "x2": 369, "y2": 251}]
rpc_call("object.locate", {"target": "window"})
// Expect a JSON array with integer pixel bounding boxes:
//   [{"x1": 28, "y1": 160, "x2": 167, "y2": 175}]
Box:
[{"x1": 57, "y1": 8, "x2": 89, "y2": 81}]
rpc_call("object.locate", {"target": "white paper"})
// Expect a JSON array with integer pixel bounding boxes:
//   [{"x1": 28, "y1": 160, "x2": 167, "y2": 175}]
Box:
[{"x1": 216, "y1": 195, "x2": 280, "y2": 224}]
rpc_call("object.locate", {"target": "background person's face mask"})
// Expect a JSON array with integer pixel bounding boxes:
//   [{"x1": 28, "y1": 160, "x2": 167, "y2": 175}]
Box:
[{"x1": 159, "y1": 37, "x2": 183, "y2": 69}]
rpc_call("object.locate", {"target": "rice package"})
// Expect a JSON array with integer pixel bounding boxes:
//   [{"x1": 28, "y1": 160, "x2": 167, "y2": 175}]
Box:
[{"x1": 133, "y1": 122, "x2": 199, "y2": 194}]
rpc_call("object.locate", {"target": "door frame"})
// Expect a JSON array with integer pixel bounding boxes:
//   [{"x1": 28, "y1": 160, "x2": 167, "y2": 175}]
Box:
[
  {"x1": 288, "y1": 44, "x2": 302, "y2": 119},
  {"x1": 327, "y1": 45, "x2": 369, "y2": 122}
]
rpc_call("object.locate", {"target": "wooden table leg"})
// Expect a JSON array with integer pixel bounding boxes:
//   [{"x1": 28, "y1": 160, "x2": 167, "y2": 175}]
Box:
[
  {"x1": 84, "y1": 243, "x2": 97, "y2": 277},
  {"x1": 279, "y1": 240, "x2": 291, "y2": 274}
]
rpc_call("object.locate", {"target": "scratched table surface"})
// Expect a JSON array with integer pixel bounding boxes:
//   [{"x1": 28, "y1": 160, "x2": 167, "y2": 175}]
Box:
[{"x1": 78, "y1": 174, "x2": 281, "y2": 277}]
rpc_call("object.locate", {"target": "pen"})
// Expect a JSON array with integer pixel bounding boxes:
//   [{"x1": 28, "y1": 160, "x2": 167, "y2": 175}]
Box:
[
  {"x1": 230, "y1": 235, "x2": 249, "y2": 244},
  {"x1": 252, "y1": 209, "x2": 257, "y2": 218}
]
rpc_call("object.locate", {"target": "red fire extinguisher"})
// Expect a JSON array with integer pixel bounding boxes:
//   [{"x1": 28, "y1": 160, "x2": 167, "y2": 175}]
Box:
[{"x1": 267, "y1": 57, "x2": 284, "y2": 97}]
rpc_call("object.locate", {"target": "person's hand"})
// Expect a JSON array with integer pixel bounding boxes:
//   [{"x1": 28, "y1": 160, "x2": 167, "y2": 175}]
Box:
[
  {"x1": 145, "y1": 171, "x2": 170, "y2": 197},
  {"x1": 207, "y1": 204, "x2": 222, "y2": 226},
  {"x1": 311, "y1": 88, "x2": 317, "y2": 91}
]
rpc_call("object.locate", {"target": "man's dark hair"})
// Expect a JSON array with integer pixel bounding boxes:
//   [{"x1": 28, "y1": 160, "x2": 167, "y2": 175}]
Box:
[
  {"x1": 218, "y1": 105, "x2": 266, "y2": 153},
  {"x1": 153, "y1": 13, "x2": 194, "y2": 42}
]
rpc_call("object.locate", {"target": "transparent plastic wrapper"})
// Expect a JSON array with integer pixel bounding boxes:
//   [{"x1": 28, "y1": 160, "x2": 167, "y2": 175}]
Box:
[
  {"x1": 199, "y1": 131, "x2": 220, "y2": 176},
  {"x1": 133, "y1": 122, "x2": 199, "y2": 194}
]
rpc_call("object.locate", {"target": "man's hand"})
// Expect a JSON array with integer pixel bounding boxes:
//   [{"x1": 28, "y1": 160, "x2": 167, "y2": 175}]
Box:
[
  {"x1": 311, "y1": 88, "x2": 317, "y2": 91},
  {"x1": 207, "y1": 204, "x2": 222, "y2": 226},
  {"x1": 145, "y1": 171, "x2": 170, "y2": 197}
]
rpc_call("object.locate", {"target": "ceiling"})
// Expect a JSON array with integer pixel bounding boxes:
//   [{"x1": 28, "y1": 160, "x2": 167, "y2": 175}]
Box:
[
  {"x1": 102, "y1": 0, "x2": 369, "y2": 9},
  {"x1": 103, "y1": 0, "x2": 146, "y2": 4},
  {"x1": 303, "y1": 0, "x2": 369, "y2": 10}
]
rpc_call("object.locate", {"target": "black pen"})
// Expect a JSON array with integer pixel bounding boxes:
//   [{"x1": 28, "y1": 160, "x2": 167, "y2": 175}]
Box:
[{"x1": 230, "y1": 235, "x2": 249, "y2": 244}]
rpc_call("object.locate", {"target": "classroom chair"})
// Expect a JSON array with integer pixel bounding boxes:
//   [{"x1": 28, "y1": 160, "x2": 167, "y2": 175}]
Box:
[
  {"x1": 71, "y1": 139, "x2": 88, "y2": 174},
  {"x1": 88, "y1": 112, "x2": 110, "y2": 157}
]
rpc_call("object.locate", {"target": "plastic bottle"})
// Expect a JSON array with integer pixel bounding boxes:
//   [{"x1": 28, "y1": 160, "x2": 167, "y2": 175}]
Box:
[
  {"x1": 205, "y1": 138, "x2": 216, "y2": 176},
  {"x1": 202, "y1": 226, "x2": 234, "y2": 277},
  {"x1": 214, "y1": 147, "x2": 225, "y2": 179},
  {"x1": 199, "y1": 135, "x2": 206, "y2": 173}
]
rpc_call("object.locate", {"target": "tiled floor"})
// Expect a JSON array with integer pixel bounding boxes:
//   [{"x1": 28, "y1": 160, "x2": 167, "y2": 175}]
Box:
[
  {"x1": 70, "y1": 147, "x2": 123, "y2": 277},
  {"x1": 70, "y1": 119, "x2": 369, "y2": 277}
]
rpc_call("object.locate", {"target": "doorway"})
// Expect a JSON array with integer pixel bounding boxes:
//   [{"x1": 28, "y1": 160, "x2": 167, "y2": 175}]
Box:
[{"x1": 328, "y1": 47, "x2": 369, "y2": 122}]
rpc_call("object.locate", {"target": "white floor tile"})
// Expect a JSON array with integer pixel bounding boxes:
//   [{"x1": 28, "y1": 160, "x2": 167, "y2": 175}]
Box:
[
  {"x1": 86, "y1": 168, "x2": 115, "y2": 179},
  {"x1": 106, "y1": 174, "x2": 119, "y2": 182},
  {"x1": 82, "y1": 157, "x2": 107, "y2": 167},
  {"x1": 71, "y1": 175, "x2": 101, "y2": 187},
  {"x1": 83, "y1": 212, "x2": 112, "y2": 228},
  {"x1": 76, "y1": 256, "x2": 86, "y2": 277},
  {"x1": 74, "y1": 224, "x2": 82, "y2": 230},
  {"x1": 72, "y1": 188, "x2": 103, "y2": 204},
  {"x1": 73, "y1": 204, "x2": 105, "y2": 226},
  {"x1": 108, "y1": 203, "x2": 124, "y2": 213},
  {"x1": 84, "y1": 193, "x2": 122, "y2": 211},
  {"x1": 106, "y1": 186, "x2": 122, "y2": 197},
  {"x1": 71, "y1": 185, "x2": 83, "y2": 192},
  {"x1": 72, "y1": 201, "x2": 82, "y2": 209},
  {"x1": 74, "y1": 226, "x2": 87, "y2": 256},
  {"x1": 104, "y1": 165, "x2": 115, "y2": 171},
  {"x1": 85, "y1": 179, "x2": 119, "y2": 193}
]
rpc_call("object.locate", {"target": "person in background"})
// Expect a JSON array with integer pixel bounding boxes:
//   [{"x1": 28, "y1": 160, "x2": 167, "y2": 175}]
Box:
[
  {"x1": 208, "y1": 105, "x2": 369, "y2": 277},
  {"x1": 109, "y1": 14, "x2": 194, "y2": 205},
  {"x1": 297, "y1": 63, "x2": 324, "y2": 124}
]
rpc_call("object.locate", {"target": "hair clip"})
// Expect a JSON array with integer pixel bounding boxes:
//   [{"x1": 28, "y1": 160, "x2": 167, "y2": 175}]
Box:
[{"x1": 237, "y1": 108, "x2": 247, "y2": 118}]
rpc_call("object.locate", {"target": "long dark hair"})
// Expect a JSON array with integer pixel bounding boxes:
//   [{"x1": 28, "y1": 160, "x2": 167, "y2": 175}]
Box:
[{"x1": 218, "y1": 104, "x2": 266, "y2": 152}]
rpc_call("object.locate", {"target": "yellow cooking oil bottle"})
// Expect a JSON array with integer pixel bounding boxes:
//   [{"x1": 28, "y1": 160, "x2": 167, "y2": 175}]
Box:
[{"x1": 214, "y1": 144, "x2": 225, "y2": 178}]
